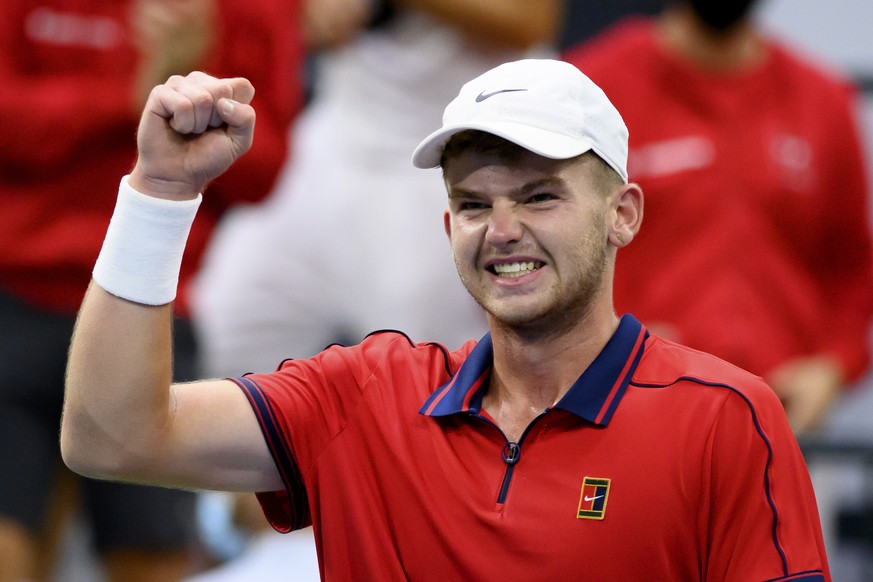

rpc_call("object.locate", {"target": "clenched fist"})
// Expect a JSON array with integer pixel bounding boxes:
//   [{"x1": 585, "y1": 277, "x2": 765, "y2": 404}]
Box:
[{"x1": 130, "y1": 72, "x2": 256, "y2": 200}]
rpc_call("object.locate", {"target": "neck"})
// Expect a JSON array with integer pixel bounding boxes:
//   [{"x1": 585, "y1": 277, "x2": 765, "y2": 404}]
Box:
[
  {"x1": 483, "y1": 304, "x2": 620, "y2": 425},
  {"x1": 656, "y1": 7, "x2": 766, "y2": 72}
]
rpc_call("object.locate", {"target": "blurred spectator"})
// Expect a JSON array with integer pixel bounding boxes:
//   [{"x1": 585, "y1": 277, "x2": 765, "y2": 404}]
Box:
[
  {"x1": 184, "y1": 493, "x2": 318, "y2": 582},
  {"x1": 563, "y1": 0, "x2": 873, "y2": 434},
  {"x1": 0, "y1": 1, "x2": 303, "y2": 580},
  {"x1": 558, "y1": 0, "x2": 666, "y2": 50}
]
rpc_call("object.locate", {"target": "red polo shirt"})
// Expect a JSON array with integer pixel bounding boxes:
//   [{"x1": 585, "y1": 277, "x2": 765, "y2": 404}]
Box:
[{"x1": 235, "y1": 315, "x2": 829, "y2": 580}]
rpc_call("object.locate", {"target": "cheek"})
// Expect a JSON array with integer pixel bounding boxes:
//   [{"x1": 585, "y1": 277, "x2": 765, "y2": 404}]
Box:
[
  {"x1": 450, "y1": 230, "x2": 474, "y2": 261},
  {"x1": 449, "y1": 225, "x2": 486, "y2": 269},
  {"x1": 554, "y1": 218, "x2": 607, "y2": 262}
]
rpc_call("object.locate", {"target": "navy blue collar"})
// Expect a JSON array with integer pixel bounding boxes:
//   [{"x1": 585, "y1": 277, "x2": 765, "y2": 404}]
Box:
[{"x1": 420, "y1": 314, "x2": 649, "y2": 426}]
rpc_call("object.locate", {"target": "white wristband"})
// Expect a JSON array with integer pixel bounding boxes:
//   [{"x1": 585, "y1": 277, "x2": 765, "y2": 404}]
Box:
[{"x1": 93, "y1": 175, "x2": 202, "y2": 305}]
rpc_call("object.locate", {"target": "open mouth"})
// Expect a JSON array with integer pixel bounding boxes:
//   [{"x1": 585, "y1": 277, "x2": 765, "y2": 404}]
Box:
[{"x1": 489, "y1": 261, "x2": 543, "y2": 278}]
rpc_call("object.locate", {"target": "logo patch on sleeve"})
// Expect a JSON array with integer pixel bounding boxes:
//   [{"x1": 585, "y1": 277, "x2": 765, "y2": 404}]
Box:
[{"x1": 577, "y1": 477, "x2": 611, "y2": 520}]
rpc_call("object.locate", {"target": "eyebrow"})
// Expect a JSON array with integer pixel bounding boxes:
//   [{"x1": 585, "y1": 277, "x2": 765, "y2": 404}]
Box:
[
  {"x1": 518, "y1": 176, "x2": 566, "y2": 195},
  {"x1": 448, "y1": 176, "x2": 567, "y2": 200}
]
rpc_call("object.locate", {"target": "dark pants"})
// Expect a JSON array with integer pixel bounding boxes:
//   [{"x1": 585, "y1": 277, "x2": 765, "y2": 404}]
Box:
[{"x1": 0, "y1": 289, "x2": 197, "y2": 553}]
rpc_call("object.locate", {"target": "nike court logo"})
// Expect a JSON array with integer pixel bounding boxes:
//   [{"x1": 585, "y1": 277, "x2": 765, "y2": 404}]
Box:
[
  {"x1": 475, "y1": 88, "x2": 528, "y2": 102},
  {"x1": 583, "y1": 494, "x2": 604, "y2": 502}
]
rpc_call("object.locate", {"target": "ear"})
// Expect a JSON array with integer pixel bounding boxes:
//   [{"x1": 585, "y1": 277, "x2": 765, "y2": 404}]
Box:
[
  {"x1": 608, "y1": 183, "x2": 643, "y2": 248},
  {"x1": 443, "y1": 209, "x2": 452, "y2": 241}
]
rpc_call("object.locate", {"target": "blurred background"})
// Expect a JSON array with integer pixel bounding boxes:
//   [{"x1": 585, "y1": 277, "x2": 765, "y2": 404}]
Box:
[{"x1": 10, "y1": 0, "x2": 873, "y2": 582}]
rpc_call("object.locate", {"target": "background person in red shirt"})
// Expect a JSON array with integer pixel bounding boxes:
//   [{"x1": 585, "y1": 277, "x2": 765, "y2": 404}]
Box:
[
  {"x1": 563, "y1": 0, "x2": 873, "y2": 433},
  {"x1": 0, "y1": 1, "x2": 303, "y2": 580}
]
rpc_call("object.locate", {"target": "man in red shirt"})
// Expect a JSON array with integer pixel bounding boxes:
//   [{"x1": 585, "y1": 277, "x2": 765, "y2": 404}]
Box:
[
  {"x1": 562, "y1": 0, "x2": 873, "y2": 434},
  {"x1": 61, "y1": 60, "x2": 829, "y2": 579},
  {"x1": 0, "y1": 1, "x2": 303, "y2": 579}
]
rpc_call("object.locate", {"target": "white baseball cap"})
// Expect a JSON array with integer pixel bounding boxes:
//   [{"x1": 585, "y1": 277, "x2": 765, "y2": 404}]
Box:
[{"x1": 412, "y1": 59, "x2": 629, "y2": 183}]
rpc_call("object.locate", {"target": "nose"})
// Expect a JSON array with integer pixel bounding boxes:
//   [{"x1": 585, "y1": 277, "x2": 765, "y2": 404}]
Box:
[{"x1": 485, "y1": 202, "x2": 523, "y2": 248}]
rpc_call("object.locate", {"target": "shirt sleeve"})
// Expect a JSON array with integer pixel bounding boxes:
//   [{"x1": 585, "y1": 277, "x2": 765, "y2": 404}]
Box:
[
  {"x1": 231, "y1": 340, "x2": 373, "y2": 532},
  {"x1": 704, "y1": 381, "x2": 830, "y2": 580}
]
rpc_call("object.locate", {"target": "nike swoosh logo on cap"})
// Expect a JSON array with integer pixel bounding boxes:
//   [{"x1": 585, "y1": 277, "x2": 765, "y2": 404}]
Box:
[{"x1": 475, "y1": 88, "x2": 528, "y2": 102}]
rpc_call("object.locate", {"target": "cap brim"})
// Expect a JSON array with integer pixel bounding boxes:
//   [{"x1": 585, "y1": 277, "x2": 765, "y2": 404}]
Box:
[{"x1": 411, "y1": 121, "x2": 595, "y2": 169}]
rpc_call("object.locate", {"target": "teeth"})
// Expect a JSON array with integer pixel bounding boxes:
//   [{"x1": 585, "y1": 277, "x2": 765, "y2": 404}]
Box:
[{"x1": 493, "y1": 261, "x2": 538, "y2": 278}]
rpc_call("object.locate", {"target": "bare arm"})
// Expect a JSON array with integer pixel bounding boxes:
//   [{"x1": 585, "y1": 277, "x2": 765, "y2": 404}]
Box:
[
  {"x1": 61, "y1": 73, "x2": 282, "y2": 493},
  {"x1": 303, "y1": 0, "x2": 372, "y2": 50},
  {"x1": 303, "y1": 0, "x2": 561, "y2": 51},
  {"x1": 130, "y1": 0, "x2": 217, "y2": 111},
  {"x1": 398, "y1": 0, "x2": 561, "y2": 48},
  {"x1": 767, "y1": 355, "x2": 843, "y2": 435}
]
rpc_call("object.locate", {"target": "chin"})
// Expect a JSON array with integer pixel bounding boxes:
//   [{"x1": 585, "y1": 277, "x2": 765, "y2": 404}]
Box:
[{"x1": 483, "y1": 300, "x2": 550, "y2": 328}]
